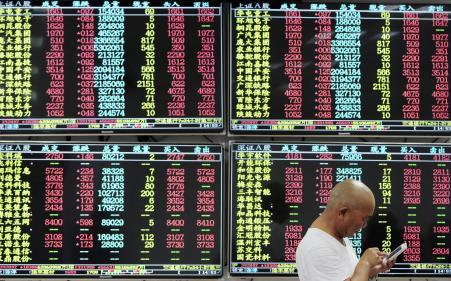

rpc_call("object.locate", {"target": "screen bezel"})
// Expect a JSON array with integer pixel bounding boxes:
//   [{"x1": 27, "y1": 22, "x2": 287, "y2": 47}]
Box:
[
  {"x1": 0, "y1": 2, "x2": 226, "y2": 136},
  {"x1": 228, "y1": 141, "x2": 451, "y2": 277},
  {"x1": 0, "y1": 141, "x2": 224, "y2": 278},
  {"x1": 227, "y1": 1, "x2": 451, "y2": 137}
]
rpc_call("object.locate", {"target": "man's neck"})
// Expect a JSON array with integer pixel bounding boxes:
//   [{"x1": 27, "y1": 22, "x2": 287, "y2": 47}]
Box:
[{"x1": 311, "y1": 215, "x2": 345, "y2": 246}]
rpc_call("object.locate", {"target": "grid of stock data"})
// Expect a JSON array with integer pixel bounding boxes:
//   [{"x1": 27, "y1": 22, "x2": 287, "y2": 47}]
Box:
[{"x1": 0, "y1": 1, "x2": 449, "y2": 279}]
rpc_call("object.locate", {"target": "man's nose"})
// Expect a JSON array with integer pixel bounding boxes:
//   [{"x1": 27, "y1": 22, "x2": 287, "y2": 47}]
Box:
[{"x1": 362, "y1": 221, "x2": 368, "y2": 228}]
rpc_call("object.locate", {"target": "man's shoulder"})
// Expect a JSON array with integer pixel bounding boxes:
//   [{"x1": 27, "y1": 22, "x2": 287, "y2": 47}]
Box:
[
  {"x1": 298, "y1": 228, "x2": 342, "y2": 254},
  {"x1": 301, "y1": 228, "x2": 329, "y2": 243},
  {"x1": 299, "y1": 229, "x2": 327, "y2": 250}
]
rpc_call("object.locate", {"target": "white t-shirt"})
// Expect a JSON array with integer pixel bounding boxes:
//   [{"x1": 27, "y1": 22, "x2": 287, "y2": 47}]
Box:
[{"x1": 296, "y1": 228, "x2": 359, "y2": 281}]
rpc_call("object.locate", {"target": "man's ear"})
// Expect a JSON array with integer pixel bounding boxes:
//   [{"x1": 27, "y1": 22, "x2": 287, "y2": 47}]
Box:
[{"x1": 338, "y1": 207, "x2": 348, "y2": 217}]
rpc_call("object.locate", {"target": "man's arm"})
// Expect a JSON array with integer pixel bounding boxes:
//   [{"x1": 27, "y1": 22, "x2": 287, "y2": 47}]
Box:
[
  {"x1": 344, "y1": 248, "x2": 386, "y2": 281},
  {"x1": 344, "y1": 260, "x2": 371, "y2": 281}
]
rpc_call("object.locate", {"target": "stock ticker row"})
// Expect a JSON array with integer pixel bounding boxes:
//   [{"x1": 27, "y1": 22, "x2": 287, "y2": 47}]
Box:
[
  {"x1": 0, "y1": 1, "x2": 449, "y2": 135},
  {"x1": 0, "y1": 142, "x2": 446, "y2": 278}
]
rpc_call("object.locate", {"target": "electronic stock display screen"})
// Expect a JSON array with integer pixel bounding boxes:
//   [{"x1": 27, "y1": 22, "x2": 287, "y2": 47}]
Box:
[
  {"x1": 230, "y1": 142, "x2": 451, "y2": 277},
  {"x1": 0, "y1": 142, "x2": 223, "y2": 277},
  {"x1": 230, "y1": 2, "x2": 451, "y2": 135},
  {"x1": 0, "y1": 1, "x2": 223, "y2": 134}
]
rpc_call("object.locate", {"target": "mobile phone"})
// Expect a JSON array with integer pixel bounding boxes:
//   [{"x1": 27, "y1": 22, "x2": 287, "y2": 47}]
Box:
[{"x1": 384, "y1": 242, "x2": 408, "y2": 261}]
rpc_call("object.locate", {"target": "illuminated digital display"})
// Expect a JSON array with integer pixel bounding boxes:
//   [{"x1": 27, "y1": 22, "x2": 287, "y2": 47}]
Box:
[
  {"x1": 0, "y1": 142, "x2": 222, "y2": 277},
  {"x1": 230, "y1": 2, "x2": 451, "y2": 135},
  {"x1": 0, "y1": 1, "x2": 223, "y2": 134},
  {"x1": 229, "y1": 142, "x2": 451, "y2": 276}
]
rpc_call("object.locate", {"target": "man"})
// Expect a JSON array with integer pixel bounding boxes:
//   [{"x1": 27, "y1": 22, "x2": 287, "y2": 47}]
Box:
[{"x1": 296, "y1": 179, "x2": 395, "y2": 281}]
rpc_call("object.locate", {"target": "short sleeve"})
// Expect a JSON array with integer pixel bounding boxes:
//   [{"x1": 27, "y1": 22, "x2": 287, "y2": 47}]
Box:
[{"x1": 300, "y1": 246, "x2": 352, "y2": 281}]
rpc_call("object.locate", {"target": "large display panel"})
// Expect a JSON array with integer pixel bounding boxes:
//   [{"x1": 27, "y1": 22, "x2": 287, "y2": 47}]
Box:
[
  {"x1": 229, "y1": 142, "x2": 451, "y2": 277},
  {"x1": 0, "y1": 142, "x2": 223, "y2": 277},
  {"x1": 229, "y1": 2, "x2": 451, "y2": 135},
  {"x1": 0, "y1": 1, "x2": 223, "y2": 134}
]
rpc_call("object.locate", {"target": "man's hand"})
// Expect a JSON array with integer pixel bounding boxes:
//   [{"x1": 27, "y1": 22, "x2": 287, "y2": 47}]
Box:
[
  {"x1": 361, "y1": 247, "x2": 384, "y2": 268},
  {"x1": 369, "y1": 252, "x2": 397, "y2": 278},
  {"x1": 382, "y1": 256, "x2": 397, "y2": 270},
  {"x1": 347, "y1": 248, "x2": 388, "y2": 281}
]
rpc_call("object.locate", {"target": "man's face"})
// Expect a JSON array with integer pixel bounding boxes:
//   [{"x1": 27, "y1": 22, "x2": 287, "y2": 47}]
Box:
[
  {"x1": 340, "y1": 198, "x2": 375, "y2": 238},
  {"x1": 343, "y1": 206, "x2": 374, "y2": 237}
]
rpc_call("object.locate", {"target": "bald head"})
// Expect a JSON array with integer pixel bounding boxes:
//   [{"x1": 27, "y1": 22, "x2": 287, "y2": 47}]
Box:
[
  {"x1": 313, "y1": 180, "x2": 375, "y2": 239},
  {"x1": 327, "y1": 179, "x2": 375, "y2": 211}
]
